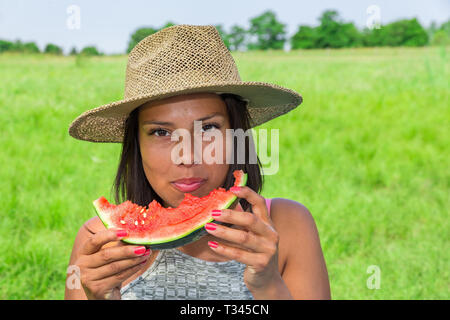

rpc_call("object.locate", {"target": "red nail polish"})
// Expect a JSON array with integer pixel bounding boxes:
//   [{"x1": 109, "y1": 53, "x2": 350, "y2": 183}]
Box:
[
  {"x1": 116, "y1": 230, "x2": 128, "y2": 238},
  {"x1": 134, "y1": 246, "x2": 146, "y2": 255},
  {"x1": 208, "y1": 241, "x2": 218, "y2": 249},
  {"x1": 205, "y1": 223, "x2": 216, "y2": 231},
  {"x1": 230, "y1": 186, "x2": 240, "y2": 193},
  {"x1": 211, "y1": 209, "x2": 221, "y2": 217},
  {"x1": 143, "y1": 249, "x2": 151, "y2": 256}
]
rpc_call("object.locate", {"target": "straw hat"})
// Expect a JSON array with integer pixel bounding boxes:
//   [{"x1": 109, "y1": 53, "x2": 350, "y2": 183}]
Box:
[{"x1": 68, "y1": 24, "x2": 303, "y2": 142}]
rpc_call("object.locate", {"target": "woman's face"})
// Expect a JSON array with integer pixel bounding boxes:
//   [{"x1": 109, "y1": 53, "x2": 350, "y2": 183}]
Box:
[{"x1": 138, "y1": 92, "x2": 231, "y2": 207}]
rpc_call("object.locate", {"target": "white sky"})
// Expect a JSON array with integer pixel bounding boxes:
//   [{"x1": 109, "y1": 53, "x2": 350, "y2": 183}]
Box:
[{"x1": 0, "y1": 0, "x2": 448, "y2": 54}]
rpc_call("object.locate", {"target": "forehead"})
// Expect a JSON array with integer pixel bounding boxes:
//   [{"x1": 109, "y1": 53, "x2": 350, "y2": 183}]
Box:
[{"x1": 138, "y1": 92, "x2": 227, "y2": 122}]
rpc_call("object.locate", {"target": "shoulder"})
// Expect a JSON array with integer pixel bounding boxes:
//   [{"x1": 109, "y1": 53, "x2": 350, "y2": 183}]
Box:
[
  {"x1": 269, "y1": 197, "x2": 316, "y2": 233},
  {"x1": 270, "y1": 198, "x2": 318, "y2": 271},
  {"x1": 269, "y1": 198, "x2": 320, "y2": 253},
  {"x1": 269, "y1": 198, "x2": 331, "y2": 299}
]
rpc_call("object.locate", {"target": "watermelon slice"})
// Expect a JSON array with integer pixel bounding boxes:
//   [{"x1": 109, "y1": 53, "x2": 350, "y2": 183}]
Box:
[{"x1": 93, "y1": 170, "x2": 248, "y2": 249}]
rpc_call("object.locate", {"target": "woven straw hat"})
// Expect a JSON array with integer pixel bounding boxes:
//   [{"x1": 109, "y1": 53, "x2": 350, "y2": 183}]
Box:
[{"x1": 68, "y1": 24, "x2": 303, "y2": 142}]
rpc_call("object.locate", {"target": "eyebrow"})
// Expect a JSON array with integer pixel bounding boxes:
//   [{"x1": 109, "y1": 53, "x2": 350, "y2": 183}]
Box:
[{"x1": 142, "y1": 112, "x2": 225, "y2": 126}]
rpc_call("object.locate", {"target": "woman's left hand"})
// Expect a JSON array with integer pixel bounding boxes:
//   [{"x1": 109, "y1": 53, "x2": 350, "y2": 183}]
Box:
[{"x1": 204, "y1": 185, "x2": 282, "y2": 293}]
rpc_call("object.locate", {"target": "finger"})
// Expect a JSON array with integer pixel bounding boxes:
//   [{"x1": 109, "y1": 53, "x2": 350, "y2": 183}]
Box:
[
  {"x1": 207, "y1": 240, "x2": 268, "y2": 270},
  {"x1": 211, "y1": 208, "x2": 272, "y2": 237},
  {"x1": 204, "y1": 222, "x2": 272, "y2": 253},
  {"x1": 89, "y1": 261, "x2": 149, "y2": 298},
  {"x1": 81, "y1": 228, "x2": 129, "y2": 255},
  {"x1": 89, "y1": 249, "x2": 151, "y2": 281},
  {"x1": 89, "y1": 245, "x2": 150, "y2": 268},
  {"x1": 230, "y1": 186, "x2": 270, "y2": 223}
]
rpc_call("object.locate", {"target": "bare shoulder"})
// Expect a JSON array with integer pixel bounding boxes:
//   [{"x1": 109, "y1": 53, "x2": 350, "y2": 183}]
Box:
[
  {"x1": 269, "y1": 198, "x2": 319, "y2": 258},
  {"x1": 270, "y1": 198, "x2": 317, "y2": 239},
  {"x1": 269, "y1": 197, "x2": 331, "y2": 299},
  {"x1": 270, "y1": 197, "x2": 314, "y2": 222}
]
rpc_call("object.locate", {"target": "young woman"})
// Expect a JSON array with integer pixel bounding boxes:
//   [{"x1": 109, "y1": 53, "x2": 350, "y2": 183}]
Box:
[{"x1": 65, "y1": 25, "x2": 330, "y2": 300}]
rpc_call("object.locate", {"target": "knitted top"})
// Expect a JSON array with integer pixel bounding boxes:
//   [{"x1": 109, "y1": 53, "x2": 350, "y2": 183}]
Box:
[{"x1": 120, "y1": 198, "x2": 273, "y2": 300}]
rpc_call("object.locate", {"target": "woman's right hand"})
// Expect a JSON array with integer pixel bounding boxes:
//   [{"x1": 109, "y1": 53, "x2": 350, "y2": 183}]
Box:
[{"x1": 74, "y1": 228, "x2": 150, "y2": 300}]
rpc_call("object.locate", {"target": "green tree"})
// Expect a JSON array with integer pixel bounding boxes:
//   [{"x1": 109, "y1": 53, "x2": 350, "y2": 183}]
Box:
[
  {"x1": 127, "y1": 27, "x2": 158, "y2": 53},
  {"x1": 383, "y1": 18, "x2": 428, "y2": 46},
  {"x1": 44, "y1": 43, "x2": 63, "y2": 55},
  {"x1": 80, "y1": 46, "x2": 101, "y2": 56},
  {"x1": 363, "y1": 18, "x2": 428, "y2": 47},
  {"x1": 127, "y1": 22, "x2": 176, "y2": 53},
  {"x1": 291, "y1": 26, "x2": 319, "y2": 49},
  {"x1": 315, "y1": 10, "x2": 361, "y2": 48},
  {"x1": 214, "y1": 24, "x2": 231, "y2": 50},
  {"x1": 247, "y1": 10, "x2": 287, "y2": 50},
  {"x1": 430, "y1": 20, "x2": 450, "y2": 45},
  {"x1": 11, "y1": 40, "x2": 25, "y2": 52},
  {"x1": 0, "y1": 40, "x2": 14, "y2": 53},
  {"x1": 362, "y1": 26, "x2": 386, "y2": 47},
  {"x1": 228, "y1": 25, "x2": 248, "y2": 51},
  {"x1": 23, "y1": 42, "x2": 40, "y2": 53}
]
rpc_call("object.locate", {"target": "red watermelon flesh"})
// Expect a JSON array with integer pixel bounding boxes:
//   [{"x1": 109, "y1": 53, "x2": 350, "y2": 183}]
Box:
[{"x1": 93, "y1": 170, "x2": 247, "y2": 249}]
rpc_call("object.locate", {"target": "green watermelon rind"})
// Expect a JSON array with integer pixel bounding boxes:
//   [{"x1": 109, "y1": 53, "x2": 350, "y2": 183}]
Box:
[{"x1": 94, "y1": 172, "x2": 248, "y2": 250}]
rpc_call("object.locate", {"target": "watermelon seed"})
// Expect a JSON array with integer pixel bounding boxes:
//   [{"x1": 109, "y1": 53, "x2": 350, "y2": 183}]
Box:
[
  {"x1": 120, "y1": 220, "x2": 126, "y2": 225},
  {"x1": 134, "y1": 220, "x2": 138, "y2": 226},
  {"x1": 143, "y1": 213, "x2": 147, "y2": 218}
]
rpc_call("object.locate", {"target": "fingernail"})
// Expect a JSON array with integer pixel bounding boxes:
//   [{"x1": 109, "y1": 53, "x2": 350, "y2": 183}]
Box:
[
  {"x1": 205, "y1": 223, "x2": 216, "y2": 231},
  {"x1": 116, "y1": 230, "x2": 128, "y2": 238},
  {"x1": 143, "y1": 249, "x2": 151, "y2": 256},
  {"x1": 208, "y1": 241, "x2": 218, "y2": 249},
  {"x1": 230, "y1": 186, "x2": 240, "y2": 193},
  {"x1": 134, "y1": 246, "x2": 146, "y2": 255},
  {"x1": 211, "y1": 209, "x2": 221, "y2": 217}
]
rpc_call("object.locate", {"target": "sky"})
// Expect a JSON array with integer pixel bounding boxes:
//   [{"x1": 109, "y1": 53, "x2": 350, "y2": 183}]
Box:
[{"x1": 0, "y1": 0, "x2": 449, "y2": 54}]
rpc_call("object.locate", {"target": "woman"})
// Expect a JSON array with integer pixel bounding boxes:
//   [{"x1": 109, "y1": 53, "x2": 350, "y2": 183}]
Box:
[{"x1": 65, "y1": 24, "x2": 330, "y2": 300}]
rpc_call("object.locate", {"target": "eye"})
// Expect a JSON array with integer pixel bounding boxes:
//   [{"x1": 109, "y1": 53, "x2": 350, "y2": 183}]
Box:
[
  {"x1": 149, "y1": 128, "x2": 170, "y2": 137},
  {"x1": 201, "y1": 123, "x2": 220, "y2": 132}
]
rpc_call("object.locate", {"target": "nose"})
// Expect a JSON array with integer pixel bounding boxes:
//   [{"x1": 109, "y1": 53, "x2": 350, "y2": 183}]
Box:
[{"x1": 172, "y1": 129, "x2": 203, "y2": 166}]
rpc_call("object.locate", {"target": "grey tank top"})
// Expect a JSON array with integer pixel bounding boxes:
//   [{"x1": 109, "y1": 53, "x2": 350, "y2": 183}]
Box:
[{"x1": 120, "y1": 198, "x2": 272, "y2": 300}]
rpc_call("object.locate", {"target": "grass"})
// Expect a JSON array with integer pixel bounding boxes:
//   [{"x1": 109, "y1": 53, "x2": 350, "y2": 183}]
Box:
[{"x1": 0, "y1": 47, "x2": 448, "y2": 299}]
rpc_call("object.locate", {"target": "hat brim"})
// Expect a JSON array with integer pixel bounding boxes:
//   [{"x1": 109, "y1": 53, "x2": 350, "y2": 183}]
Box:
[{"x1": 68, "y1": 81, "x2": 302, "y2": 142}]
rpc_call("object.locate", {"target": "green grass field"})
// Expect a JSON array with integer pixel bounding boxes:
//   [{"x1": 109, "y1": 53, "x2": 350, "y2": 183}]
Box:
[{"x1": 0, "y1": 46, "x2": 448, "y2": 299}]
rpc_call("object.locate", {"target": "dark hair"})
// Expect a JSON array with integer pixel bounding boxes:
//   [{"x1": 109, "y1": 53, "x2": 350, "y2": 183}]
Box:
[{"x1": 112, "y1": 93, "x2": 264, "y2": 212}]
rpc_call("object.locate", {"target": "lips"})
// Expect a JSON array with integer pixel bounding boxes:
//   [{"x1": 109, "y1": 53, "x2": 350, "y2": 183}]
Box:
[{"x1": 171, "y1": 177, "x2": 206, "y2": 193}]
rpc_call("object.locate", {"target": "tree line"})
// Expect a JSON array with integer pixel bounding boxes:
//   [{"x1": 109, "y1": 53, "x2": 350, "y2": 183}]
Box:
[{"x1": 1, "y1": 9, "x2": 449, "y2": 55}]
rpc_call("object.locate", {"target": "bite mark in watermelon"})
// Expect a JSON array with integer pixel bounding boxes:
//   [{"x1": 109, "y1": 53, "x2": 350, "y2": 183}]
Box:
[{"x1": 93, "y1": 170, "x2": 248, "y2": 249}]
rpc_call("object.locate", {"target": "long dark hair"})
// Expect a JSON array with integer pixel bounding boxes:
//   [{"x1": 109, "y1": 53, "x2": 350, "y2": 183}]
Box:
[{"x1": 112, "y1": 93, "x2": 264, "y2": 212}]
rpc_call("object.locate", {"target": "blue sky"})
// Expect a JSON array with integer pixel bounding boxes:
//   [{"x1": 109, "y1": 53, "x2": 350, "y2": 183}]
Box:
[{"x1": 0, "y1": 0, "x2": 448, "y2": 54}]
